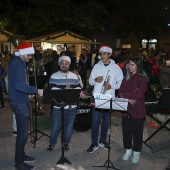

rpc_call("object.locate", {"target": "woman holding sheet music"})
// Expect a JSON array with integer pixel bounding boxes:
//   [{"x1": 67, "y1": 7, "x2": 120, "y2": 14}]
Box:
[{"x1": 118, "y1": 57, "x2": 148, "y2": 164}]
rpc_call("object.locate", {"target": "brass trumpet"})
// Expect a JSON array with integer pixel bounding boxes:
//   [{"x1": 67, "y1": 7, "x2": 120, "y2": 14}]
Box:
[
  {"x1": 65, "y1": 75, "x2": 70, "y2": 89},
  {"x1": 101, "y1": 70, "x2": 111, "y2": 94}
]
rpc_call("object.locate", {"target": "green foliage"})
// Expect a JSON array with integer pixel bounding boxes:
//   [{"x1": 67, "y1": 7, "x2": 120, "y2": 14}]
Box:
[
  {"x1": 0, "y1": 0, "x2": 169, "y2": 40},
  {"x1": 0, "y1": 0, "x2": 108, "y2": 39},
  {"x1": 107, "y1": 0, "x2": 170, "y2": 39}
]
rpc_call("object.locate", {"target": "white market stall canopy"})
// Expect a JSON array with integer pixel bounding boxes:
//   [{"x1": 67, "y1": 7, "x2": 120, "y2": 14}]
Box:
[{"x1": 27, "y1": 30, "x2": 102, "y2": 44}]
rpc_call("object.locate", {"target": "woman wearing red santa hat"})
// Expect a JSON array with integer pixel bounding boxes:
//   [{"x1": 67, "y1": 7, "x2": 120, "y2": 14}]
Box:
[{"x1": 8, "y1": 42, "x2": 43, "y2": 170}]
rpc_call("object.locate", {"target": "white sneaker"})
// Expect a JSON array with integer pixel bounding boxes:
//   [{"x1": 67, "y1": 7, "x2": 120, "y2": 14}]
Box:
[
  {"x1": 122, "y1": 149, "x2": 132, "y2": 161},
  {"x1": 132, "y1": 151, "x2": 141, "y2": 163}
]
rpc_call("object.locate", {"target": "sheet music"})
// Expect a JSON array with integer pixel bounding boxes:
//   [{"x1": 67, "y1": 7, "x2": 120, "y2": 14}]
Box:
[{"x1": 94, "y1": 93, "x2": 128, "y2": 111}]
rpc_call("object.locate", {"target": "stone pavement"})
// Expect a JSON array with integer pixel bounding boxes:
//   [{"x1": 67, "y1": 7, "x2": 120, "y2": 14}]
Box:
[{"x1": 0, "y1": 94, "x2": 170, "y2": 170}]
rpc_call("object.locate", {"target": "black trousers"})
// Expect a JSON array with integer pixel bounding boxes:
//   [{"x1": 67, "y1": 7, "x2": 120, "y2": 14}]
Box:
[{"x1": 122, "y1": 116, "x2": 145, "y2": 152}]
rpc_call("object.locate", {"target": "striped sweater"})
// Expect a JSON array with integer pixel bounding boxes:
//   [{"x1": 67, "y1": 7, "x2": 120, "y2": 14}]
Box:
[
  {"x1": 49, "y1": 71, "x2": 81, "y2": 109},
  {"x1": 49, "y1": 71, "x2": 81, "y2": 90}
]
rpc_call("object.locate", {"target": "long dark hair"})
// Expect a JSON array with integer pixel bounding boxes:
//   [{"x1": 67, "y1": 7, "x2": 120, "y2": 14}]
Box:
[
  {"x1": 131, "y1": 57, "x2": 144, "y2": 74},
  {"x1": 126, "y1": 57, "x2": 149, "y2": 81}
]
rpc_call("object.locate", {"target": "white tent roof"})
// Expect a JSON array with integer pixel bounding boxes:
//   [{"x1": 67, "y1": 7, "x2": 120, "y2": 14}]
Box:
[{"x1": 27, "y1": 30, "x2": 102, "y2": 44}]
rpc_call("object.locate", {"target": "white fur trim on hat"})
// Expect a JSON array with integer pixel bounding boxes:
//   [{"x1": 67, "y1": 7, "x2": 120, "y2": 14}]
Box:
[
  {"x1": 99, "y1": 46, "x2": 112, "y2": 54},
  {"x1": 14, "y1": 51, "x2": 19, "y2": 56},
  {"x1": 58, "y1": 56, "x2": 71, "y2": 65},
  {"x1": 17, "y1": 47, "x2": 34, "y2": 56}
]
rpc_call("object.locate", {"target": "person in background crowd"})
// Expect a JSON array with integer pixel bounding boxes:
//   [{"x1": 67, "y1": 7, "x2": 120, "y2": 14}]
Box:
[
  {"x1": 87, "y1": 45, "x2": 123, "y2": 153},
  {"x1": 8, "y1": 42, "x2": 43, "y2": 170},
  {"x1": 93, "y1": 50, "x2": 101, "y2": 66},
  {"x1": 34, "y1": 45, "x2": 44, "y2": 75},
  {"x1": 72, "y1": 65, "x2": 83, "y2": 89},
  {"x1": 1, "y1": 50, "x2": 11, "y2": 93},
  {"x1": 111, "y1": 48, "x2": 122, "y2": 64},
  {"x1": 45, "y1": 50, "x2": 59, "y2": 76},
  {"x1": 86, "y1": 47, "x2": 92, "y2": 79},
  {"x1": 0, "y1": 59, "x2": 5, "y2": 109},
  {"x1": 144, "y1": 52, "x2": 159, "y2": 85},
  {"x1": 118, "y1": 57, "x2": 148, "y2": 164},
  {"x1": 60, "y1": 51, "x2": 66, "y2": 57},
  {"x1": 117, "y1": 54, "x2": 128, "y2": 76},
  {"x1": 47, "y1": 56, "x2": 81, "y2": 152},
  {"x1": 79, "y1": 48, "x2": 89, "y2": 90},
  {"x1": 91, "y1": 49, "x2": 97, "y2": 68},
  {"x1": 65, "y1": 46, "x2": 77, "y2": 71}
]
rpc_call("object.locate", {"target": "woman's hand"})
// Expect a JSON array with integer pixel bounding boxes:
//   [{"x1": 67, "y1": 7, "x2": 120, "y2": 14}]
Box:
[{"x1": 128, "y1": 99, "x2": 136, "y2": 105}]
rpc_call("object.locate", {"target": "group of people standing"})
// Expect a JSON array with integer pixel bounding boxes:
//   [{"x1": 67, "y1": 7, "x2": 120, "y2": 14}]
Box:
[
  {"x1": 7, "y1": 41, "x2": 152, "y2": 170},
  {"x1": 87, "y1": 45, "x2": 148, "y2": 165}
]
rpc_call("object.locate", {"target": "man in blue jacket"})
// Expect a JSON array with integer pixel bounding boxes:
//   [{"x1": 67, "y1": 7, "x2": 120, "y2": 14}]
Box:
[{"x1": 8, "y1": 42, "x2": 43, "y2": 170}]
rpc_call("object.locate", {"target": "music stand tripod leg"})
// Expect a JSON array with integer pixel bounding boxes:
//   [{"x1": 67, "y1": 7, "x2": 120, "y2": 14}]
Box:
[
  {"x1": 56, "y1": 104, "x2": 71, "y2": 165},
  {"x1": 92, "y1": 99, "x2": 120, "y2": 170},
  {"x1": 28, "y1": 96, "x2": 50, "y2": 148}
]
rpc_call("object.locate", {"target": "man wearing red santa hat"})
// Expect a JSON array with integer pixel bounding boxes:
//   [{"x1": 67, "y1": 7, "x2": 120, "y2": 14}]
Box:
[
  {"x1": 87, "y1": 45, "x2": 123, "y2": 153},
  {"x1": 8, "y1": 42, "x2": 43, "y2": 170}
]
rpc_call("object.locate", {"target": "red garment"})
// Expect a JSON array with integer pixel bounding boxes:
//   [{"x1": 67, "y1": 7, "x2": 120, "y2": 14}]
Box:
[
  {"x1": 146, "y1": 58, "x2": 159, "y2": 76},
  {"x1": 117, "y1": 63, "x2": 125, "y2": 69},
  {"x1": 118, "y1": 73, "x2": 147, "y2": 118}
]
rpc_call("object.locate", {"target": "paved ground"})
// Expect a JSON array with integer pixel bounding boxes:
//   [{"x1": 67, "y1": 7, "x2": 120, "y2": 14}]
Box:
[{"x1": 0, "y1": 94, "x2": 170, "y2": 170}]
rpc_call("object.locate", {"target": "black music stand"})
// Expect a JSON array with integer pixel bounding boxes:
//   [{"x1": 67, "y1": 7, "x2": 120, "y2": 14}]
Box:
[
  {"x1": 28, "y1": 76, "x2": 50, "y2": 148},
  {"x1": 43, "y1": 89, "x2": 81, "y2": 165},
  {"x1": 92, "y1": 95, "x2": 127, "y2": 170}
]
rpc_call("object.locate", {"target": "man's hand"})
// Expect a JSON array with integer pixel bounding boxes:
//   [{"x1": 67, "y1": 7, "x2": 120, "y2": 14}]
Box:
[
  {"x1": 38, "y1": 89, "x2": 43, "y2": 96},
  {"x1": 29, "y1": 94, "x2": 35, "y2": 99},
  {"x1": 106, "y1": 83, "x2": 111, "y2": 91},
  {"x1": 95, "y1": 76, "x2": 103, "y2": 83}
]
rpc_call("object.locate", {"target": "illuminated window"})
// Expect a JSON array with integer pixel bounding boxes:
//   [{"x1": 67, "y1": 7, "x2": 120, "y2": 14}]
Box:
[
  {"x1": 142, "y1": 39, "x2": 157, "y2": 43},
  {"x1": 122, "y1": 44, "x2": 131, "y2": 48}
]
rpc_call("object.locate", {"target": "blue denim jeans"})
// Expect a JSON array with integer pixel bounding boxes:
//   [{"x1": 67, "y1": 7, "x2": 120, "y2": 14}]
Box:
[
  {"x1": 49, "y1": 107, "x2": 76, "y2": 146},
  {"x1": 91, "y1": 108, "x2": 110, "y2": 145},
  {"x1": 11, "y1": 103, "x2": 29, "y2": 167}
]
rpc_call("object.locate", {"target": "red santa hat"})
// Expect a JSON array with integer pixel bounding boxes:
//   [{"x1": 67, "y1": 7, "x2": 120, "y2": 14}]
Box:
[
  {"x1": 99, "y1": 45, "x2": 112, "y2": 54},
  {"x1": 58, "y1": 56, "x2": 71, "y2": 65},
  {"x1": 15, "y1": 42, "x2": 35, "y2": 56}
]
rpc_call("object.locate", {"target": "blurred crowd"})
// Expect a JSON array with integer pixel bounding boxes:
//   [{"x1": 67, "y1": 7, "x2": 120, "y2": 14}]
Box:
[{"x1": 0, "y1": 45, "x2": 170, "y2": 97}]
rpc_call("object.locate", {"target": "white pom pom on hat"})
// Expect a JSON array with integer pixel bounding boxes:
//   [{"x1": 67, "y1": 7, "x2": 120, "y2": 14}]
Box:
[
  {"x1": 58, "y1": 56, "x2": 71, "y2": 65},
  {"x1": 15, "y1": 42, "x2": 35, "y2": 56},
  {"x1": 99, "y1": 45, "x2": 112, "y2": 54}
]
